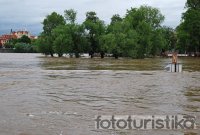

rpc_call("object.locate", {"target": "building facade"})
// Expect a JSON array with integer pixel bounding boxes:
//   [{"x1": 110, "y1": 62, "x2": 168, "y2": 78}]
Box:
[{"x1": 0, "y1": 30, "x2": 37, "y2": 47}]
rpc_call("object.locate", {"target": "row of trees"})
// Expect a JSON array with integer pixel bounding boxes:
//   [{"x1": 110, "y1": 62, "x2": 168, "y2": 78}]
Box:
[
  {"x1": 36, "y1": 1, "x2": 200, "y2": 58},
  {"x1": 37, "y1": 6, "x2": 177, "y2": 58}
]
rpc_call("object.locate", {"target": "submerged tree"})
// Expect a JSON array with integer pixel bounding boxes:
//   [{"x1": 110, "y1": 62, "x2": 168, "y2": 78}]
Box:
[
  {"x1": 125, "y1": 6, "x2": 165, "y2": 58},
  {"x1": 52, "y1": 25, "x2": 72, "y2": 57},
  {"x1": 39, "y1": 12, "x2": 65, "y2": 57},
  {"x1": 36, "y1": 33, "x2": 50, "y2": 55},
  {"x1": 37, "y1": 6, "x2": 169, "y2": 59},
  {"x1": 83, "y1": 11, "x2": 106, "y2": 58},
  {"x1": 64, "y1": 9, "x2": 88, "y2": 58},
  {"x1": 100, "y1": 6, "x2": 165, "y2": 59}
]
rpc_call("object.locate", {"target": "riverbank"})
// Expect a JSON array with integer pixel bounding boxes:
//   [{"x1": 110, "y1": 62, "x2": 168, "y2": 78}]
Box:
[{"x1": 0, "y1": 48, "x2": 14, "y2": 53}]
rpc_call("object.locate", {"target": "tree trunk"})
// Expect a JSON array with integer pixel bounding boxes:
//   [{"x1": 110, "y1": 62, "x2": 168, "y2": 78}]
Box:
[
  {"x1": 58, "y1": 53, "x2": 62, "y2": 57},
  {"x1": 50, "y1": 53, "x2": 54, "y2": 57},
  {"x1": 100, "y1": 52, "x2": 105, "y2": 59},
  {"x1": 90, "y1": 54, "x2": 94, "y2": 58},
  {"x1": 89, "y1": 51, "x2": 94, "y2": 58},
  {"x1": 114, "y1": 54, "x2": 118, "y2": 59},
  {"x1": 75, "y1": 52, "x2": 79, "y2": 58}
]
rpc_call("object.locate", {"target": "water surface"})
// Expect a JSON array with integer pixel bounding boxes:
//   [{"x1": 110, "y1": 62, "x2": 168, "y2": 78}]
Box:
[{"x1": 0, "y1": 53, "x2": 199, "y2": 135}]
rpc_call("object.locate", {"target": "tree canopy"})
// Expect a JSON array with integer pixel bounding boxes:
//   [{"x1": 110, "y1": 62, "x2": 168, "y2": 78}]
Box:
[
  {"x1": 36, "y1": 3, "x2": 200, "y2": 58},
  {"x1": 176, "y1": 0, "x2": 200, "y2": 55}
]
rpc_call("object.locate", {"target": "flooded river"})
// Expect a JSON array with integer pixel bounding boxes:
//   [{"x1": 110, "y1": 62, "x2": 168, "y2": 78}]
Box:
[{"x1": 0, "y1": 53, "x2": 199, "y2": 135}]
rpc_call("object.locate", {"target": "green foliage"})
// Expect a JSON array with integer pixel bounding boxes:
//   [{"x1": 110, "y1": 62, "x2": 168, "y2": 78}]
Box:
[
  {"x1": 64, "y1": 10, "x2": 89, "y2": 57},
  {"x1": 43, "y1": 12, "x2": 65, "y2": 35},
  {"x1": 64, "y1": 9, "x2": 77, "y2": 24},
  {"x1": 186, "y1": 0, "x2": 200, "y2": 9},
  {"x1": 176, "y1": 24, "x2": 190, "y2": 53},
  {"x1": 150, "y1": 29, "x2": 166, "y2": 56},
  {"x1": 110, "y1": 14, "x2": 123, "y2": 25},
  {"x1": 35, "y1": 33, "x2": 50, "y2": 55},
  {"x1": 14, "y1": 43, "x2": 35, "y2": 53},
  {"x1": 4, "y1": 42, "x2": 15, "y2": 48},
  {"x1": 3, "y1": 35, "x2": 35, "y2": 52},
  {"x1": 121, "y1": 6, "x2": 165, "y2": 58},
  {"x1": 161, "y1": 27, "x2": 177, "y2": 51},
  {"x1": 125, "y1": 6, "x2": 165, "y2": 29},
  {"x1": 177, "y1": 0, "x2": 200, "y2": 54},
  {"x1": 38, "y1": 6, "x2": 169, "y2": 59},
  {"x1": 68, "y1": 24, "x2": 89, "y2": 58},
  {"x1": 83, "y1": 11, "x2": 106, "y2": 57},
  {"x1": 42, "y1": 12, "x2": 65, "y2": 57},
  {"x1": 100, "y1": 33, "x2": 125, "y2": 58},
  {"x1": 7, "y1": 5, "x2": 199, "y2": 57},
  {"x1": 38, "y1": 10, "x2": 89, "y2": 57},
  {"x1": 8, "y1": 38, "x2": 18, "y2": 45},
  {"x1": 101, "y1": 6, "x2": 165, "y2": 59},
  {"x1": 52, "y1": 25, "x2": 72, "y2": 57},
  {"x1": 18, "y1": 35, "x2": 31, "y2": 44}
]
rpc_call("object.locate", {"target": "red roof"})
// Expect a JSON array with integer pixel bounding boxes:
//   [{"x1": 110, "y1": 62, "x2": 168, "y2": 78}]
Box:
[{"x1": 1, "y1": 34, "x2": 17, "y2": 39}]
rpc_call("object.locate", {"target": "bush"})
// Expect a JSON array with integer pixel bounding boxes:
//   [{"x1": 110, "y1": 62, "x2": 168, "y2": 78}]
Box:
[
  {"x1": 14, "y1": 43, "x2": 36, "y2": 53},
  {"x1": 4, "y1": 42, "x2": 14, "y2": 48}
]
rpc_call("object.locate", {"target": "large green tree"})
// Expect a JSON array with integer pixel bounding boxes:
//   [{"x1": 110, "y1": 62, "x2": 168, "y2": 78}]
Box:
[
  {"x1": 105, "y1": 6, "x2": 164, "y2": 58},
  {"x1": 100, "y1": 14, "x2": 125, "y2": 59},
  {"x1": 101, "y1": 6, "x2": 165, "y2": 59},
  {"x1": 40, "y1": 12, "x2": 65, "y2": 57},
  {"x1": 52, "y1": 25, "x2": 72, "y2": 57},
  {"x1": 124, "y1": 6, "x2": 165, "y2": 58},
  {"x1": 177, "y1": 0, "x2": 200, "y2": 55},
  {"x1": 64, "y1": 9, "x2": 88, "y2": 58},
  {"x1": 36, "y1": 33, "x2": 50, "y2": 55},
  {"x1": 83, "y1": 11, "x2": 106, "y2": 58},
  {"x1": 176, "y1": 24, "x2": 190, "y2": 53}
]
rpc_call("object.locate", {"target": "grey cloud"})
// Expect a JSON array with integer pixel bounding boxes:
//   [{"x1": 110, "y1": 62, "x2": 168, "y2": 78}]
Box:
[{"x1": 0, "y1": 0, "x2": 187, "y2": 35}]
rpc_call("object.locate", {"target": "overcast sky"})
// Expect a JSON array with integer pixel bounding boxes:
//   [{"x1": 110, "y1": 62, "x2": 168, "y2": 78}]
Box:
[{"x1": 0, "y1": 0, "x2": 186, "y2": 35}]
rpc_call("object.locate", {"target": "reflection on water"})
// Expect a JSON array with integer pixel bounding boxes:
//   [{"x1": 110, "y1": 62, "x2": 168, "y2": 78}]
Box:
[{"x1": 0, "y1": 53, "x2": 199, "y2": 135}]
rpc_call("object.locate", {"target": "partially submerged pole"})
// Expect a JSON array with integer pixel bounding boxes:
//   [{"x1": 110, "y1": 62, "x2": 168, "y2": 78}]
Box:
[
  {"x1": 165, "y1": 51, "x2": 182, "y2": 72},
  {"x1": 172, "y1": 51, "x2": 178, "y2": 72}
]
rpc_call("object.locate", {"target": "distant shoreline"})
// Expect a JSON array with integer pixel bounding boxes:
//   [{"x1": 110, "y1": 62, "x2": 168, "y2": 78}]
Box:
[
  {"x1": 0, "y1": 48, "x2": 14, "y2": 53},
  {"x1": 0, "y1": 48, "x2": 200, "y2": 58}
]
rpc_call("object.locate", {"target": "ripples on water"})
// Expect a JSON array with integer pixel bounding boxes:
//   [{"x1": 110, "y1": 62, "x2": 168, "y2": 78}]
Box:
[{"x1": 0, "y1": 53, "x2": 199, "y2": 135}]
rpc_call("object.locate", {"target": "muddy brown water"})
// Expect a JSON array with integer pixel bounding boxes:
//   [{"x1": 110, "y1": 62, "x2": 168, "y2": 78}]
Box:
[{"x1": 0, "y1": 53, "x2": 199, "y2": 135}]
